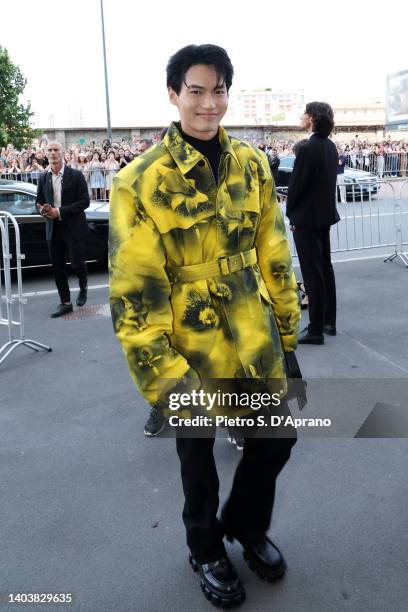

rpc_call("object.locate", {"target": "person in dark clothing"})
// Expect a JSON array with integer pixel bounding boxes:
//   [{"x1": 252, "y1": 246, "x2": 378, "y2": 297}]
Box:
[
  {"x1": 286, "y1": 101, "x2": 340, "y2": 345},
  {"x1": 268, "y1": 147, "x2": 280, "y2": 184},
  {"x1": 337, "y1": 146, "x2": 348, "y2": 203},
  {"x1": 36, "y1": 141, "x2": 90, "y2": 317},
  {"x1": 291, "y1": 139, "x2": 309, "y2": 310}
]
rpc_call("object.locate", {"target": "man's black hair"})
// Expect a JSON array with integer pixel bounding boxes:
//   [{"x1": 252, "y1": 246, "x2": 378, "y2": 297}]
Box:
[
  {"x1": 166, "y1": 44, "x2": 234, "y2": 94},
  {"x1": 305, "y1": 101, "x2": 334, "y2": 136}
]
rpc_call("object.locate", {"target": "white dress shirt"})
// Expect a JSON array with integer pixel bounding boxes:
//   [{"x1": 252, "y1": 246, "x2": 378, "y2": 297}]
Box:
[{"x1": 48, "y1": 163, "x2": 65, "y2": 218}]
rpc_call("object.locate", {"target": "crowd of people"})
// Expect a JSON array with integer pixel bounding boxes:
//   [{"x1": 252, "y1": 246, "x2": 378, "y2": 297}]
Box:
[
  {"x1": 0, "y1": 137, "x2": 153, "y2": 200},
  {"x1": 259, "y1": 138, "x2": 408, "y2": 178},
  {"x1": 1, "y1": 135, "x2": 408, "y2": 201}
]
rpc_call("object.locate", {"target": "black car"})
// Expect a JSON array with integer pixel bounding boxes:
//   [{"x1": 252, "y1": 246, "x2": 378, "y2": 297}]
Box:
[
  {"x1": 275, "y1": 155, "x2": 379, "y2": 200},
  {"x1": 0, "y1": 181, "x2": 109, "y2": 269}
]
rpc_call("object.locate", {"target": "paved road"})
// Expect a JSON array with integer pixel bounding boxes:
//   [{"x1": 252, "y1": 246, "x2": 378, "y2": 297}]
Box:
[{"x1": 1, "y1": 259, "x2": 407, "y2": 611}]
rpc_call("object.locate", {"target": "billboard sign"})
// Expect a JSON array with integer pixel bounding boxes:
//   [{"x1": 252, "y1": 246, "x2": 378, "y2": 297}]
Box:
[{"x1": 385, "y1": 69, "x2": 408, "y2": 130}]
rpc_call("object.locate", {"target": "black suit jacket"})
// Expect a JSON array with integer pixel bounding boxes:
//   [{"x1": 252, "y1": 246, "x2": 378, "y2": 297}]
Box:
[
  {"x1": 286, "y1": 134, "x2": 340, "y2": 228},
  {"x1": 36, "y1": 166, "x2": 90, "y2": 241}
]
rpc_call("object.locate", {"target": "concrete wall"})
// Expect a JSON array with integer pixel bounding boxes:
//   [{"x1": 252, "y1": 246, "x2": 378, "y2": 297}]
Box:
[{"x1": 38, "y1": 124, "x2": 387, "y2": 148}]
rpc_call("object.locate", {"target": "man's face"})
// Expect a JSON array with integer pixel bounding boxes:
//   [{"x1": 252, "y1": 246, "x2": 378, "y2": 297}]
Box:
[
  {"x1": 168, "y1": 64, "x2": 228, "y2": 140},
  {"x1": 46, "y1": 144, "x2": 63, "y2": 165},
  {"x1": 300, "y1": 112, "x2": 313, "y2": 131},
  {"x1": 138, "y1": 141, "x2": 149, "y2": 154}
]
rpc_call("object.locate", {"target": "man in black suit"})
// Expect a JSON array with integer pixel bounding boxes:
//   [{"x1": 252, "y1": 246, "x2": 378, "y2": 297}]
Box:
[
  {"x1": 36, "y1": 141, "x2": 90, "y2": 318},
  {"x1": 268, "y1": 147, "x2": 280, "y2": 184},
  {"x1": 286, "y1": 102, "x2": 339, "y2": 345}
]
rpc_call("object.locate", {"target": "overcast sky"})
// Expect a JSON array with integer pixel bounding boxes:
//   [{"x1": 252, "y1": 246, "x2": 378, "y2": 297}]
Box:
[{"x1": 1, "y1": 0, "x2": 407, "y2": 128}]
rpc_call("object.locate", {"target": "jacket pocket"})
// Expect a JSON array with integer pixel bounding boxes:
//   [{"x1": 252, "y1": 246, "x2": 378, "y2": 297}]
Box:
[
  {"x1": 150, "y1": 166, "x2": 215, "y2": 235},
  {"x1": 222, "y1": 159, "x2": 261, "y2": 215}
]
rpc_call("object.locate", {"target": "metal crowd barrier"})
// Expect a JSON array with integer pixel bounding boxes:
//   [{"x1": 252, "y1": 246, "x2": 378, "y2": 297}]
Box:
[
  {"x1": 2, "y1": 171, "x2": 408, "y2": 264},
  {"x1": 279, "y1": 179, "x2": 408, "y2": 265},
  {"x1": 384, "y1": 180, "x2": 408, "y2": 267},
  {"x1": 1, "y1": 169, "x2": 118, "y2": 202},
  {"x1": 344, "y1": 151, "x2": 408, "y2": 178},
  {"x1": 0, "y1": 211, "x2": 52, "y2": 366},
  {"x1": 2, "y1": 151, "x2": 408, "y2": 183}
]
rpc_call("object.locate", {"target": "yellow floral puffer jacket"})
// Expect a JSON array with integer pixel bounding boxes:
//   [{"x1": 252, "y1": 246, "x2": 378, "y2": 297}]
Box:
[{"x1": 109, "y1": 122, "x2": 300, "y2": 407}]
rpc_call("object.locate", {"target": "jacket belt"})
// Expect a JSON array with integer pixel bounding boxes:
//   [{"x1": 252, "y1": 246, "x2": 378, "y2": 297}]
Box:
[{"x1": 166, "y1": 248, "x2": 257, "y2": 283}]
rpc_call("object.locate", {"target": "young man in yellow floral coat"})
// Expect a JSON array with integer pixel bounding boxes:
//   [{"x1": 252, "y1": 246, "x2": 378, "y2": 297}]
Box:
[{"x1": 109, "y1": 44, "x2": 300, "y2": 607}]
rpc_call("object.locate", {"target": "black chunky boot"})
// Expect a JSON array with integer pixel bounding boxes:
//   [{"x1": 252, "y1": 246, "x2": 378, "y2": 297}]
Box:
[{"x1": 189, "y1": 554, "x2": 246, "y2": 608}]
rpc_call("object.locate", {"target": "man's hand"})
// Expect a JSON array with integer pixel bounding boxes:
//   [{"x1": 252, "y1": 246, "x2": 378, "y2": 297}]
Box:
[
  {"x1": 44, "y1": 207, "x2": 60, "y2": 220},
  {"x1": 37, "y1": 203, "x2": 52, "y2": 216}
]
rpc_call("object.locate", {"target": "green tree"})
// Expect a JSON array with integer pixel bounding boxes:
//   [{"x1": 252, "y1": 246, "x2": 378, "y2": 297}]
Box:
[{"x1": 0, "y1": 46, "x2": 39, "y2": 150}]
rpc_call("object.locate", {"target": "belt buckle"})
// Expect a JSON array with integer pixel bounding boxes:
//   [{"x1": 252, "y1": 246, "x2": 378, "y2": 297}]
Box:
[{"x1": 218, "y1": 256, "x2": 230, "y2": 275}]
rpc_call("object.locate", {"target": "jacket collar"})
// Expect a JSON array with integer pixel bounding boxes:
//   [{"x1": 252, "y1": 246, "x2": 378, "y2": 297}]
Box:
[
  {"x1": 164, "y1": 122, "x2": 241, "y2": 175},
  {"x1": 309, "y1": 132, "x2": 327, "y2": 139},
  {"x1": 46, "y1": 164, "x2": 71, "y2": 194},
  {"x1": 48, "y1": 163, "x2": 65, "y2": 177}
]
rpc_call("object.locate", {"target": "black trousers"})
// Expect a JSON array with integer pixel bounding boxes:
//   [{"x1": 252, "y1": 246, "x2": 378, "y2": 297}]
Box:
[
  {"x1": 176, "y1": 412, "x2": 297, "y2": 564},
  {"x1": 47, "y1": 222, "x2": 88, "y2": 304},
  {"x1": 293, "y1": 226, "x2": 336, "y2": 335}
]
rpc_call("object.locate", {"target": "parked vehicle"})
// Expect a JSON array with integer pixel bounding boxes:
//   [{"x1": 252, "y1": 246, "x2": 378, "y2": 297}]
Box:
[
  {"x1": 275, "y1": 155, "x2": 379, "y2": 200},
  {"x1": 0, "y1": 181, "x2": 109, "y2": 269}
]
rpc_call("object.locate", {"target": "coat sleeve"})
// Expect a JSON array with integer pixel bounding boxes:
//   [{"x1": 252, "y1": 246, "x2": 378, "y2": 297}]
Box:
[
  {"x1": 59, "y1": 172, "x2": 90, "y2": 219},
  {"x1": 35, "y1": 173, "x2": 45, "y2": 205},
  {"x1": 285, "y1": 145, "x2": 313, "y2": 219},
  {"x1": 255, "y1": 165, "x2": 300, "y2": 352},
  {"x1": 109, "y1": 174, "x2": 201, "y2": 408}
]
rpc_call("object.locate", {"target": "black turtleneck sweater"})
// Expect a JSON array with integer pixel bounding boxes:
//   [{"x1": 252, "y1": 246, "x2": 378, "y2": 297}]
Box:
[{"x1": 177, "y1": 123, "x2": 222, "y2": 183}]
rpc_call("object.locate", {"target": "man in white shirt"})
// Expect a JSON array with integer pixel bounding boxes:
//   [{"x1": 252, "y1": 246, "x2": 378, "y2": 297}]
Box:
[{"x1": 36, "y1": 141, "x2": 90, "y2": 317}]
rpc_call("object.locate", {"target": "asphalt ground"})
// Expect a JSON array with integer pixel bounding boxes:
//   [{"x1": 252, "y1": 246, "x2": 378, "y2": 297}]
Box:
[{"x1": 0, "y1": 255, "x2": 407, "y2": 612}]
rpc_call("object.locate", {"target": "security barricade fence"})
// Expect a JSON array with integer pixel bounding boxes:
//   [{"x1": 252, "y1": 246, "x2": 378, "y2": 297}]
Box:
[
  {"x1": 0, "y1": 211, "x2": 52, "y2": 366},
  {"x1": 0, "y1": 169, "x2": 118, "y2": 200},
  {"x1": 1, "y1": 173, "x2": 408, "y2": 264},
  {"x1": 2, "y1": 153, "x2": 408, "y2": 193},
  {"x1": 278, "y1": 179, "x2": 408, "y2": 264},
  {"x1": 383, "y1": 180, "x2": 408, "y2": 266},
  {"x1": 342, "y1": 151, "x2": 408, "y2": 178}
]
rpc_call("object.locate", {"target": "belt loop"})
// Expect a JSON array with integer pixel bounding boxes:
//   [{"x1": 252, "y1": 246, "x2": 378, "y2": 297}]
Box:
[
  {"x1": 218, "y1": 257, "x2": 230, "y2": 275},
  {"x1": 239, "y1": 252, "x2": 246, "y2": 267}
]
